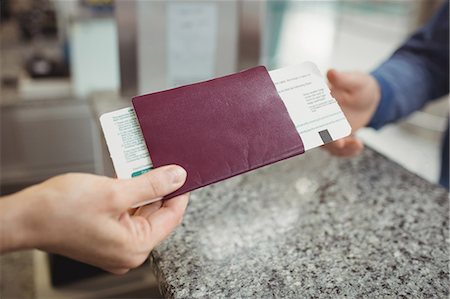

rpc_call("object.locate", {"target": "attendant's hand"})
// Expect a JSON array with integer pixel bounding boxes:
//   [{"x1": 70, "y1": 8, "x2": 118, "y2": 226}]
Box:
[
  {"x1": 323, "y1": 69, "x2": 381, "y2": 157},
  {"x1": 0, "y1": 165, "x2": 188, "y2": 274}
]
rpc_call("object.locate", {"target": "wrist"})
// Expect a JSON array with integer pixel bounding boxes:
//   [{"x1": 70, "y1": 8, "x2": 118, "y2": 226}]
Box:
[
  {"x1": 368, "y1": 71, "x2": 394, "y2": 129},
  {"x1": 0, "y1": 185, "x2": 44, "y2": 252}
]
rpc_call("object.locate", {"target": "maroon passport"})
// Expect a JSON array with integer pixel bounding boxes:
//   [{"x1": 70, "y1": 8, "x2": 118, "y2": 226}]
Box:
[{"x1": 132, "y1": 66, "x2": 304, "y2": 199}]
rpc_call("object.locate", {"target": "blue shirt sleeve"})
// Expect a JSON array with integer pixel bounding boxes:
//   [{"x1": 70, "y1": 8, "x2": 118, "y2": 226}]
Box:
[{"x1": 368, "y1": 1, "x2": 449, "y2": 129}]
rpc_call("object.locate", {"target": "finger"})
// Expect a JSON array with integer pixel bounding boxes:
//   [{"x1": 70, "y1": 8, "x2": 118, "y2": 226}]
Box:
[
  {"x1": 323, "y1": 136, "x2": 364, "y2": 157},
  {"x1": 327, "y1": 69, "x2": 361, "y2": 91},
  {"x1": 144, "y1": 193, "x2": 190, "y2": 249},
  {"x1": 327, "y1": 71, "x2": 349, "y2": 106},
  {"x1": 327, "y1": 69, "x2": 341, "y2": 87},
  {"x1": 322, "y1": 137, "x2": 347, "y2": 152},
  {"x1": 105, "y1": 267, "x2": 130, "y2": 275},
  {"x1": 333, "y1": 139, "x2": 346, "y2": 149},
  {"x1": 322, "y1": 137, "x2": 349, "y2": 154},
  {"x1": 128, "y1": 207, "x2": 138, "y2": 215},
  {"x1": 134, "y1": 200, "x2": 163, "y2": 218},
  {"x1": 329, "y1": 88, "x2": 348, "y2": 106},
  {"x1": 161, "y1": 192, "x2": 190, "y2": 218},
  {"x1": 118, "y1": 212, "x2": 139, "y2": 236},
  {"x1": 339, "y1": 137, "x2": 364, "y2": 156},
  {"x1": 114, "y1": 165, "x2": 187, "y2": 209}
]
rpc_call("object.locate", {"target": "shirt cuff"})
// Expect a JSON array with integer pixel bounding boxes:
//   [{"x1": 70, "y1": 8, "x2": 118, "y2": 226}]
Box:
[{"x1": 368, "y1": 69, "x2": 395, "y2": 129}]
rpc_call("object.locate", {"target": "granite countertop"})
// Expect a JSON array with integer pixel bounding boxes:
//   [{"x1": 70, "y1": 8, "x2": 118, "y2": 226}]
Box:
[{"x1": 150, "y1": 148, "x2": 449, "y2": 298}]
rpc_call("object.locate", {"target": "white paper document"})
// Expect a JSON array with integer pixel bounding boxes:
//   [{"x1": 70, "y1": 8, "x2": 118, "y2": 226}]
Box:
[
  {"x1": 100, "y1": 62, "x2": 351, "y2": 180},
  {"x1": 100, "y1": 107, "x2": 153, "y2": 179},
  {"x1": 269, "y1": 62, "x2": 351, "y2": 151}
]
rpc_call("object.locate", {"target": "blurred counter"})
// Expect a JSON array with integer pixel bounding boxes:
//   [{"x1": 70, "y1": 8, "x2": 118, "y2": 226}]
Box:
[{"x1": 150, "y1": 148, "x2": 449, "y2": 298}]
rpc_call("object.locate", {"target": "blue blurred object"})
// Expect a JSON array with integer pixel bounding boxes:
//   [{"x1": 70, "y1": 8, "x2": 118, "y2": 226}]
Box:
[{"x1": 369, "y1": 1, "x2": 449, "y2": 189}]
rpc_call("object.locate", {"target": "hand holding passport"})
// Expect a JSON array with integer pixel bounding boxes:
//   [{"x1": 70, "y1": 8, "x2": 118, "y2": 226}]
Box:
[{"x1": 100, "y1": 62, "x2": 351, "y2": 206}]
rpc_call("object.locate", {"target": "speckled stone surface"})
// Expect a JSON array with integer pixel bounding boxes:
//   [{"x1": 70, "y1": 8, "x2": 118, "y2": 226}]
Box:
[{"x1": 150, "y1": 148, "x2": 449, "y2": 298}]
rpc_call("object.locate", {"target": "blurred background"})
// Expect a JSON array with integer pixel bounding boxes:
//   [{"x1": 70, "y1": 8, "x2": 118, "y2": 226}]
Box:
[{"x1": 0, "y1": 0, "x2": 447, "y2": 298}]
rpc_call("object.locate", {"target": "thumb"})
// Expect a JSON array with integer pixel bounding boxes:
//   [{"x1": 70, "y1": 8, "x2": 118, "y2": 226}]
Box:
[
  {"x1": 114, "y1": 165, "x2": 187, "y2": 209},
  {"x1": 327, "y1": 69, "x2": 361, "y2": 91}
]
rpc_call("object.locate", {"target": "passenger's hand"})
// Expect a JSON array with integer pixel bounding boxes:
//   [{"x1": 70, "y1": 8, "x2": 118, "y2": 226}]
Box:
[
  {"x1": 0, "y1": 165, "x2": 188, "y2": 274},
  {"x1": 323, "y1": 69, "x2": 381, "y2": 157}
]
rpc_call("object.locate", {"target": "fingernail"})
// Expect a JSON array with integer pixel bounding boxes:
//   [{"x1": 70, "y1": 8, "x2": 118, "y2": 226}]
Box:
[{"x1": 169, "y1": 166, "x2": 187, "y2": 184}]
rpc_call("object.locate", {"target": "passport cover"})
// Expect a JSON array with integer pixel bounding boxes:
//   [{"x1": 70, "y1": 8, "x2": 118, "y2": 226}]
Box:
[{"x1": 132, "y1": 66, "x2": 305, "y2": 199}]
